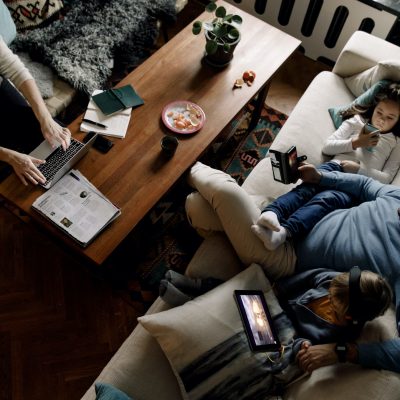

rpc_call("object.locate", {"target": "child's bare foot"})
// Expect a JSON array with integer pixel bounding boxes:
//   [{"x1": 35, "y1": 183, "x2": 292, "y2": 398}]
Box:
[
  {"x1": 251, "y1": 224, "x2": 287, "y2": 250},
  {"x1": 257, "y1": 211, "x2": 281, "y2": 232}
]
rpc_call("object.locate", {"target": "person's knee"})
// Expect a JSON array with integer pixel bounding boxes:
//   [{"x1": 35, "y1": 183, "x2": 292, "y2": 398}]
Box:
[
  {"x1": 315, "y1": 190, "x2": 352, "y2": 208},
  {"x1": 185, "y1": 191, "x2": 223, "y2": 234}
]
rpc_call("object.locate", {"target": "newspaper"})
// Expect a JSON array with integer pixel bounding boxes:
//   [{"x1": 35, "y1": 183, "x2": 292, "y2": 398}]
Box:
[{"x1": 32, "y1": 170, "x2": 121, "y2": 247}]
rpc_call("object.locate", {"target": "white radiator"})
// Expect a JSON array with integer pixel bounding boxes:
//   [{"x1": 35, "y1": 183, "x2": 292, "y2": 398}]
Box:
[{"x1": 226, "y1": 0, "x2": 397, "y2": 62}]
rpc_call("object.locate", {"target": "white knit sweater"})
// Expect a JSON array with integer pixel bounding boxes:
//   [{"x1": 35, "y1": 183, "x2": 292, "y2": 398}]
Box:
[{"x1": 0, "y1": 35, "x2": 32, "y2": 88}]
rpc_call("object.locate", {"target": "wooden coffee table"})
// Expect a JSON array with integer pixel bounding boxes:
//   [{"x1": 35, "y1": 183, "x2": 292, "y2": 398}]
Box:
[{"x1": 0, "y1": 1, "x2": 300, "y2": 265}]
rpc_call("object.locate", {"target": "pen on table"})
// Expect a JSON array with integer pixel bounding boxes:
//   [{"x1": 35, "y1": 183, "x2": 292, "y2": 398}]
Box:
[{"x1": 82, "y1": 118, "x2": 108, "y2": 129}]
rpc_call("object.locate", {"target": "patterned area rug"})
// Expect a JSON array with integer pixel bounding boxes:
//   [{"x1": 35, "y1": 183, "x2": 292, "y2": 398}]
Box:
[{"x1": 107, "y1": 104, "x2": 287, "y2": 311}]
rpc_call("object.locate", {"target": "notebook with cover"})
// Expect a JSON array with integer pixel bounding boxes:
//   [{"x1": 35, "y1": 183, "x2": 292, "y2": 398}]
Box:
[
  {"x1": 92, "y1": 84, "x2": 144, "y2": 116},
  {"x1": 80, "y1": 90, "x2": 132, "y2": 139}
]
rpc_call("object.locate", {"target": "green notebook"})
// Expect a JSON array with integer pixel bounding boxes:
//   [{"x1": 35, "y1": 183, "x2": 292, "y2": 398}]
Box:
[{"x1": 92, "y1": 85, "x2": 144, "y2": 115}]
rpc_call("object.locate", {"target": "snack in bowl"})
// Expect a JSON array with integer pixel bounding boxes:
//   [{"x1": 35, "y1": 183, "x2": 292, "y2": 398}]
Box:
[{"x1": 162, "y1": 101, "x2": 206, "y2": 134}]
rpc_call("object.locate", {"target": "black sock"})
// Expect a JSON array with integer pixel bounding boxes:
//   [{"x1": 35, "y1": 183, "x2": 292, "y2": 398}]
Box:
[
  {"x1": 159, "y1": 280, "x2": 192, "y2": 306},
  {"x1": 164, "y1": 270, "x2": 223, "y2": 296}
]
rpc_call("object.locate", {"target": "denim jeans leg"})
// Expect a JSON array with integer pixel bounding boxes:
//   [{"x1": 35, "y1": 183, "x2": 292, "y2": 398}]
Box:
[
  {"x1": 262, "y1": 161, "x2": 343, "y2": 221},
  {"x1": 281, "y1": 189, "x2": 354, "y2": 238}
]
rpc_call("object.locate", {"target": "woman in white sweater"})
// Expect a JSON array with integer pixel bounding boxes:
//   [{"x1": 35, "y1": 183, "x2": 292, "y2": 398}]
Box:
[
  {"x1": 252, "y1": 86, "x2": 400, "y2": 250},
  {"x1": 0, "y1": 36, "x2": 71, "y2": 185}
]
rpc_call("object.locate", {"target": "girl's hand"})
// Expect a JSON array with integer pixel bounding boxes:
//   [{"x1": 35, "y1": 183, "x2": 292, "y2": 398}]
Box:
[
  {"x1": 298, "y1": 163, "x2": 322, "y2": 184},
  {"x1": 6, "y1": 149, "x2": 46, "y2": 185},
  {"x1": 340, "y1": 160, "x2": 360, "y2": 173},
  {"x1": 40, "y1": 116, "x2": 71, "y2": 151},
  {"x1": 352, "y1": 128, "x2": 380, "y2": 150},
  {"x1": 297, "y1": 343, "x2": 337, "y2": 373}
]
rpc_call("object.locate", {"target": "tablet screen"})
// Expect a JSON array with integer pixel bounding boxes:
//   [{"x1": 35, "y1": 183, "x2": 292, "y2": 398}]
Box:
[{"x1": 234, "y1": 290, "x2": 281, "y2": 351}]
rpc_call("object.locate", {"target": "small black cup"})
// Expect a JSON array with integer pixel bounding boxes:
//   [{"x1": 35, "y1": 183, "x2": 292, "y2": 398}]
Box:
[{"x1": 161, "y1": 135, "x2": 179, "y2": 157}]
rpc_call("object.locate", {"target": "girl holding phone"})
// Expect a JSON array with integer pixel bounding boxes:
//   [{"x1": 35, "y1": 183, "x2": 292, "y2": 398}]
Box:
[{"x1": 252, "y1": 84, "x2": 400, "y2": 250}]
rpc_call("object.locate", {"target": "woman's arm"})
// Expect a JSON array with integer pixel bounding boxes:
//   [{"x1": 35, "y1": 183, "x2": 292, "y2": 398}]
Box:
[
  {"x1": 0, "y1": 147, "x2": 45, "y2": 185},
  {"x1": 18, "y1": 79, "x2": 71, "y2": 150},
  {"x1": 0, "y1": 37, "x2": 71, "y2": 150}
]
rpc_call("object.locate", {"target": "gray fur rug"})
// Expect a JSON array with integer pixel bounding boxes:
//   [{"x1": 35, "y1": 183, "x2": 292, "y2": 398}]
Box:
[{"x1": 11, "y1": 0, "x2": 177, "y2": 94}]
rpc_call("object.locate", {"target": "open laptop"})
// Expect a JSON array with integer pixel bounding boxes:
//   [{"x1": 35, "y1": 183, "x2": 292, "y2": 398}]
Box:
[{"x1": 29, "y1": 132, "x2": 98, "y2": 189}]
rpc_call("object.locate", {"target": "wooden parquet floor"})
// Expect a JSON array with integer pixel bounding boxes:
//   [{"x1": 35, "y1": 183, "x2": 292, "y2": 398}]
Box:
[{"x1": 0, "y1": 205, "x2": 140, "y2": 399}]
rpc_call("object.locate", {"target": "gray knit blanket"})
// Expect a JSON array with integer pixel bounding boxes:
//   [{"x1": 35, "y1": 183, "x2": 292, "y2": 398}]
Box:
[{"x1": 11, "y1": 0, "x2": 177, "y2": 94}]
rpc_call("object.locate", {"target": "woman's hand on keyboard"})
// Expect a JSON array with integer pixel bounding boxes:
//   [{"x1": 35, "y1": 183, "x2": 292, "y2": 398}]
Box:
[
  {"x1": 5, "y1": 149, "x2": 46, "y2": 186},
  {"x1": 41, "y1": 117, "x2": 71, "y2": 151}
]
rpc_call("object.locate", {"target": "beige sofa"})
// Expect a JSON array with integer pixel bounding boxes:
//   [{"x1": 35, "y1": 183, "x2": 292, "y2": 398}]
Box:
[{"x1": 81, "y1": 31, "x2": 400, "y2": 400}]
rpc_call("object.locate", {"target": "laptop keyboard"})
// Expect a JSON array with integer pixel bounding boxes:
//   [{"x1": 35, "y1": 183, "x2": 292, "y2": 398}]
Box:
[{"x1": 38, "y1": 138, "x2": 84, "y2": 183}]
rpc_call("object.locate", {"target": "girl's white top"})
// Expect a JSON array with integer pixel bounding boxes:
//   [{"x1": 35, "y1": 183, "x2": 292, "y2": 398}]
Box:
[{"x1": 322, "y1": 114, "x2": 400, "y2": 184}]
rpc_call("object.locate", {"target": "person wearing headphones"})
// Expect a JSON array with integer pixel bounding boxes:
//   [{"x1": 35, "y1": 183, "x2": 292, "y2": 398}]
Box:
[{"x1": 276, "y1": 267, "x2": 392, "y2": 373}]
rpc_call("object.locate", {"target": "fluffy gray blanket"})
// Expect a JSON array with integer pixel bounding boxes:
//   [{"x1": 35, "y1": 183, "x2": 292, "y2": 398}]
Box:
[{"x1": 12, "y1": 0, "x2": 177, "y2": 94}]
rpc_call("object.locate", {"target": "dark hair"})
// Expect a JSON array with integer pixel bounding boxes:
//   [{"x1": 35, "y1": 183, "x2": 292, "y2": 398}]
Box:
[
  {"x1": 341, "y1": 82, "x2": 400, "y2": 136},
  {"x1": 330, "y1": 270, "x2": 393, "y2": 321}
]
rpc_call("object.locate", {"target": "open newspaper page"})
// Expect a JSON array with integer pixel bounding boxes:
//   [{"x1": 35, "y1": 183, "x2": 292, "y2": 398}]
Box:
[{"x1": 32, "y1": 170, "x2": 121, "y2": 246}]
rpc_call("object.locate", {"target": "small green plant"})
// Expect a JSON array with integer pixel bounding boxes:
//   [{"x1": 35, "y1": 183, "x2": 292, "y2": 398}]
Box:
[{"x1": 192, "y1": 1, "x2": 242, "y2": 55}]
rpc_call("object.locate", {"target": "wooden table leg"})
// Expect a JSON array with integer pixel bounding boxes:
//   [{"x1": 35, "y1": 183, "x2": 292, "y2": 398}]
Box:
[{"x1": 248, "y1": 80, "x2": 271, "y2": 132}]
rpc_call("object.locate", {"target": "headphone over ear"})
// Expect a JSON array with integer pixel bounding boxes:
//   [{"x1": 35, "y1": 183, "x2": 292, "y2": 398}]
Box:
[
  {"x1": 348, "y1": 266, "x2": 363, "y2": 326},
  {"x1": 348, "y1": 266, "x2": 387, "y2": 325}
]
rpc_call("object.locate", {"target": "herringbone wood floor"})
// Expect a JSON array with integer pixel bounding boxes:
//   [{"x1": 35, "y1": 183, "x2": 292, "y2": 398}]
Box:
[
  {"x1": 0, "y1": 1, "x2": 330, "y2": 399},
  {"x1": 0, "y1": 205, "x2": 140, "y2": 399}
]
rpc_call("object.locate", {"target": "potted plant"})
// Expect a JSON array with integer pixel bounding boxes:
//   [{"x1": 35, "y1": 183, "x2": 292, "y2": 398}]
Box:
[{"x1": 192, "y1": 1, "x2": 242, "y2": 67}]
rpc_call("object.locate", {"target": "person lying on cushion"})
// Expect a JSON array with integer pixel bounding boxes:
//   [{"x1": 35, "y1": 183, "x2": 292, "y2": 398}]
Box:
[
  {"x1": 0, "y1": 36, "x2": 71, "y2": 185},
  {"x1": 160, "y1": 267, "x2": 392, "y2": 376},
  {"x1": 185, "y1": 161, "x2": 400, "y2": 373},
  {"x1": 252, "y1": 83, "x2": 400, "y2": 250}
]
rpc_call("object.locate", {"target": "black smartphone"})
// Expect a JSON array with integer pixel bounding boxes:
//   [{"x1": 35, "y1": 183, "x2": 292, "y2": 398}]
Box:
[
  {"x1": 270, "y1": 146, "x2": 305, "y2": 184},
  {"x1": 287, "y1": 145, "x2": 299, "y2": 183},
  {"x1": 234, "y1": 290, "x2": 281, "y2": 352},
  {"x1": 83, "y1": 131, "x2": 113, "y2": 153}
]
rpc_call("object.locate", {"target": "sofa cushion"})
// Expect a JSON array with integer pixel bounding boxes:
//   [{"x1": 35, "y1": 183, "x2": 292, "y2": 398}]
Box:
[
  {"x1": 328, "y1": 80, "x2": 392, "y2": 129},
  {"x1": 139, "y1": 264, "x2": 299, "y2": 400},
  {"x1": 0, "y1": 0, "x2": 16, "y2": 45},
  {"x1": 344, "y1": 60, "x2": 400, "y2": 97},
  {"x1": 4, "y1": 0, "x2": 63, "y2": 31}
]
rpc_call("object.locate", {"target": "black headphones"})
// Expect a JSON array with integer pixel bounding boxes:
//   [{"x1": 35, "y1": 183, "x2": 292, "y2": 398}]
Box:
[
  {"x1": 348, "y1": 266, "x2": 385, "y2": 325},
  {"x1": 348, "y1": 266, "x2": 363, "y2": 326}
]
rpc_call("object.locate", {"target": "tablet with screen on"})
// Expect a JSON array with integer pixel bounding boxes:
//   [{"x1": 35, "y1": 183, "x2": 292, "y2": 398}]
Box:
[{"x1": 234, "y1": 290, "x2": 281, "y2": 352}]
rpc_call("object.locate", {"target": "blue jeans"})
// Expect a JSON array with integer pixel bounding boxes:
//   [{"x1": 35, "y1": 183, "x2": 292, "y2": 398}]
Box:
[{"x1": 262, "y1": 161, "x2": 356, "y2": 238}]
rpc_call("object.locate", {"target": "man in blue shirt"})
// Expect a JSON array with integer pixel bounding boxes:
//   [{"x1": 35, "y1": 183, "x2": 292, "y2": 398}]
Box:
[
  {"x1": 294, "y1": 164, "x2": 400, "y2": 373},
  {"x1": 187, "y1": 161, "x2": 400, "y2": 373}
]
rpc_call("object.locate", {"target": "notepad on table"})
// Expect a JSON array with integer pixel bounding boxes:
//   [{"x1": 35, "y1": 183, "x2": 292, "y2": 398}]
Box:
[
  {"x1": 80, "y1": 90, "x2": 133, "y2": 139},
  {"x1": 92, "y1": 84, "x2": 144, "y2": 116}
]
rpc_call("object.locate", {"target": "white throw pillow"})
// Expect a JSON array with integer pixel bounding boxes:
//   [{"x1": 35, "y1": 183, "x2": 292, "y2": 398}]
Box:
[
  {"x1": 139, "y1": 264, "x2": 299, "y2": 400},
  {"x1": 345, "y1": 60, "x2": 400, "y2": 97}
]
